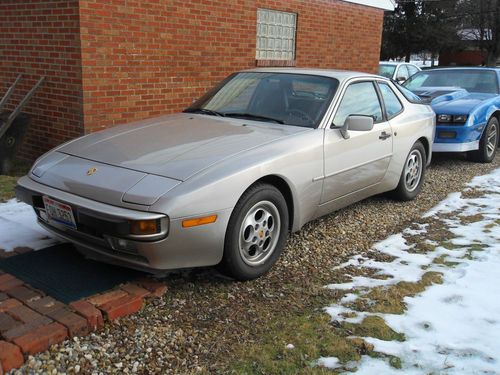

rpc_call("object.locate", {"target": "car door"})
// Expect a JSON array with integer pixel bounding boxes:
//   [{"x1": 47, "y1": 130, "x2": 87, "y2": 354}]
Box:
[{"x1": 321, "y1": 80, "x2": 393, "y2": 204}]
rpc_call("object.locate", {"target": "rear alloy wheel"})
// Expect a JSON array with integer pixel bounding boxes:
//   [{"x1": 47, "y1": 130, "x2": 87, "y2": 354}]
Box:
[
  {"x1": 219, "y1": 183, "x2": 289, "y2": 281},
  {"x1": 391, "y1": 141, "x2": 426, "y2": 201},
  {"x1": 468, "y1": 117, "x2": 499, "y2": 163}
]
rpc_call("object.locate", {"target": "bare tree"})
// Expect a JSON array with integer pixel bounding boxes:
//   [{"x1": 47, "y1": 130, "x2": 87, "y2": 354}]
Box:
[{"x1": 459, "y1": 0, "x2": 500, "y2": 66}]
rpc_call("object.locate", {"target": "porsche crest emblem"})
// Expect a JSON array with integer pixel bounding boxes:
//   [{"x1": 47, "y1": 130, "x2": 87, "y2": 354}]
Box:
[{"x1": 86, "y1": 167, "x2": 98, "y2": 176}]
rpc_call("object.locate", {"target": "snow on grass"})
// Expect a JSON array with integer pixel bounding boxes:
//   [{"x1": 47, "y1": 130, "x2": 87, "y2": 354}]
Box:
[
  {"x1": 468, "y1": 167, "x2": 500, "y2": 193},
  {"x1": 316, "y1": 357, "x2": 341, "y2": 369},
  {"x1": 0, "y1": 199, "x2": 59, "y2": 251},
  {"x1": 319, "y1": 167, "x2": 500, "y2": 374}
]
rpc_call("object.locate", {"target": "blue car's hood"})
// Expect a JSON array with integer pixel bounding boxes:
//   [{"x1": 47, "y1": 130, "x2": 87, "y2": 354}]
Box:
[{"x1": 412, "y1": 87, "x2": 496, "y2": 115}]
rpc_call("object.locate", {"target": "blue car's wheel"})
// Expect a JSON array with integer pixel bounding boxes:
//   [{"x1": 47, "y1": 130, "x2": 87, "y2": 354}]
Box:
[{"x1": 468, "y1": 117, "x2": 499, "y2": 163}]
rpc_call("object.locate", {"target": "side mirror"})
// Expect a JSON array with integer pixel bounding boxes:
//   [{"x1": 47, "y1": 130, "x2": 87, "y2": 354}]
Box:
[
  {"x1": 396, "y1": 76, "x2": 407, "y2": 84},
  {"x1": 337, "y1": 115, "x2": 374, "y2": 139}
]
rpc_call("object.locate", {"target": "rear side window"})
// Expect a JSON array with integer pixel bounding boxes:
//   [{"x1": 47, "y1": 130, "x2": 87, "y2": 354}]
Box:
[
  {"x1": 396, "y1": 65, "x2": 409, "y2": 80},
  {"x1": 407, "y1": 65, "x2": 419, "y2": 77},
  {"x1": 333, "y1": 82, "x2": 383, "y2": 127},
  {"x1": 379, "y1": 64, "x2": 396, "y2": 79},
  {"x1": 378, "y1": 82, "x2": 403, "y2": 118}
]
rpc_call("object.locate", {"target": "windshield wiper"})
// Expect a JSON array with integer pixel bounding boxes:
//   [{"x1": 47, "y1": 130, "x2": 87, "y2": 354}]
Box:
[
  {"x1": 184, "y1": 108, "x2": 225, "y2": 117},
  {"x1": 223, "y1": 112, "x2": 284, "y2": 124}
]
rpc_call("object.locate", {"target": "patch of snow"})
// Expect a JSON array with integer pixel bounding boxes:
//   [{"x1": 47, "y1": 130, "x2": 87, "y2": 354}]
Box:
[
  {"x1": 402, "y1": 223, "x2": 428, "y2": 236},
  {"x1": 349, "y1": 355, "x2": 417, "y2": 374},
  {"x1": 325, "y1": 305, "x2": 370, "y2": 325},
  {"x1": 423, "y1": 192, "x2": 462, "y2": 217},
  {"x1": 316, "y1": 357, "x2": 341, "y2": 369},
  {"x1": 320, "y1": 167, "x2": 500, "y2": 374},
  {"x1": 0, "y1": 199, "x2": 59, "y2": 251},
  {"x1": 333, "y1": 255, "x2": 366, "y2": 270},
  {"x1": 340, "y1": 293, "x2": 358, "y2": 304},
  {"x1": 467, "y1": 167, "x2": 500, "y2": 192},
  {"x1": 326, "y1": 276, "x2": 389, "y2": 291}
]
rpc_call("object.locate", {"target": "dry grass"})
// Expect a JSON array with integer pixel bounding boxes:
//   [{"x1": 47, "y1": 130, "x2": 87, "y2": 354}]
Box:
[{"x1": 0, "y1": 158, "x2": 30, "y2": 202}]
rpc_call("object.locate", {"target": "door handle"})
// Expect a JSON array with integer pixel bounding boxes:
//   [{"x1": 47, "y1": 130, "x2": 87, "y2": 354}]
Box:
[{"x1": 379, "y1": 131, "x2": 392, "y2": 140}]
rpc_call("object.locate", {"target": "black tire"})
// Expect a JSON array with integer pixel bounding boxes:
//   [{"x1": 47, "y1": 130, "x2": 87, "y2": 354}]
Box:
[
  {"x1": 391, "y1": 141, "x2": 426, "y2": 201},
  {"x1": 218, "y1": 183, "x2": 289, "y2": 281},
  {"x1": 467, "y1": 117, "x2": 499, "y2": 163}
]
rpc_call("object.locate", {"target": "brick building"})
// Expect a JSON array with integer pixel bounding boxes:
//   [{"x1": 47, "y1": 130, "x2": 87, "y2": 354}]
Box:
[{"x1": 0, "y1": 0, "x2": 394, "y2": 161}]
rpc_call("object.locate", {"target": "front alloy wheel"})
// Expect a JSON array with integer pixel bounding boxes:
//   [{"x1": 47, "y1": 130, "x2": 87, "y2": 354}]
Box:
[
  {"x1": 219, "y1": 183, "x2": 289, "y2": 281},
  {"x1": 239, "y1": 200, "x2": 281, "y2": 267}
]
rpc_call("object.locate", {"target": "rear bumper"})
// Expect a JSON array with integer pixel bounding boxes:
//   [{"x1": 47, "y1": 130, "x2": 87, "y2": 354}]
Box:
[{"x1": 15, "y1": 176, "x2": 231, "y2": 273}]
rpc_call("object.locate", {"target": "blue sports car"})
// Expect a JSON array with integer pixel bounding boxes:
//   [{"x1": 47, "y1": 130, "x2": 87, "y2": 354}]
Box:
[{"x1": 403, "y1": 67, "x2": 500, "y2": 163}]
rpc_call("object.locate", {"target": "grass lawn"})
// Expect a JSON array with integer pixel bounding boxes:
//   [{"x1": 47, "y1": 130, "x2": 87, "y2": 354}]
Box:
[
  {"x1": 0, "y1": 159, "x2": 30, "y2": 202},
  {"x1": 229, "y1": 274, "x2": 436, "y2": 374},
  {"x1": 229, "y1": 187, "x2": 497, "y2": 373}
]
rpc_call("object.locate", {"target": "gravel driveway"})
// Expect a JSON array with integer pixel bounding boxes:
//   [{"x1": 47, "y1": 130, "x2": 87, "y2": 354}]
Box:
[{"x1": 16, "y1": 153, "x2": 500, "y2": 375}]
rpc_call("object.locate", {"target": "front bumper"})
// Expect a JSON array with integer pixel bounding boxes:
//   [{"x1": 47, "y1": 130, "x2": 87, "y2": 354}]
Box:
[
  {"x1": 433, "y1": 122, "x2": 484, "y2": 153},
  {"x1": 16, "y1": 176, "x2": 231, "y2": 273},
  {"x1": 433, "y1": 140, "x2": 480, "y2": 152}
]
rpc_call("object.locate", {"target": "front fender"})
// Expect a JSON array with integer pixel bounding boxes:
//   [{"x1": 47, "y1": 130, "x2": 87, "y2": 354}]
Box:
[
  {"x1": 150, "y1": 130, "x2": 325, "y2": 232},
  {"x1": 469, "y1": 98, "x2": 500, "y2": 139}
]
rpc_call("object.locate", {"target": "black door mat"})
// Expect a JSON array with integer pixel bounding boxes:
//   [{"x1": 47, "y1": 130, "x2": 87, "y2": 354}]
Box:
[{"x1": 0, "y1": 244, "x2": 145, "y2": 304}]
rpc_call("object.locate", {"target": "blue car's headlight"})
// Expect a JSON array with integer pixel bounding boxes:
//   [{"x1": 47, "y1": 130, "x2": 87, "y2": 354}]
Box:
[
  {"x1": 437, "y1": 114, "x2": 452, "y2": 123},
  {"x1": 437, "y1": 114, "x2": 468, "y2": 124}
]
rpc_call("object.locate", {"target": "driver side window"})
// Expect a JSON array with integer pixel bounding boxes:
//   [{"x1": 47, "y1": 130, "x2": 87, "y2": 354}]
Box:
[{"x1": 333, "y1": 82, "x2": 383, "y2": 127}]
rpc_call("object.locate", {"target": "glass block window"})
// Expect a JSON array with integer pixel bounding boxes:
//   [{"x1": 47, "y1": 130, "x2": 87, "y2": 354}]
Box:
[{"x1": 256, "y1": 9, "x2": 297, "y2": 60}]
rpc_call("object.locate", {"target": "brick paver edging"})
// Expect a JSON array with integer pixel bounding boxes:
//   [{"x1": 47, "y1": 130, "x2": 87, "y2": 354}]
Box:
[{"x1": 0, "y1": 271, "x2": 167, "y2": 373}]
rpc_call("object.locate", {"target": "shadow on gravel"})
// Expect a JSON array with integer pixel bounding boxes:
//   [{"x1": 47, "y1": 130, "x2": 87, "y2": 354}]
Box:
[
  {"x1": 430, "y1": 152, "x2": 470, "y2": 165},
  {"x1": 0, "y1": 244, "x2": 145, "y2": 303}
]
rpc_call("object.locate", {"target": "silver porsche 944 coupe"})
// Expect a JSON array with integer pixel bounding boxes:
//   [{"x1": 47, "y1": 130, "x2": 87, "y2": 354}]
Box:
[{"x1": 16, "y1": 69, "x2": 435, "y2": 280}]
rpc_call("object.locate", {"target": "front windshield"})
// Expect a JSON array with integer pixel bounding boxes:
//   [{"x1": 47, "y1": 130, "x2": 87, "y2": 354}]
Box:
[
  {"x1": 378, "y1": 64, "x2": 396, "y2": 79},
  {"x1": 403, "y1": 69, "x2": 499, "y2": 94},
  {"x1": 185, "y1": 72, "x2": 339, "y2": 128}
]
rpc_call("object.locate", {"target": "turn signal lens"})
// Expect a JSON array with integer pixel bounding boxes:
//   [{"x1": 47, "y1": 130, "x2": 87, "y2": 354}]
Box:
[
  {"x1": 453, "y1": 114, "x2": 468, "y2": 123},
  {"x1": 129, "y1": 219, "x2": 160, "y2": 235},
  {"x1": 182, "y1": 215, "x2": 217, "y2": 228}
]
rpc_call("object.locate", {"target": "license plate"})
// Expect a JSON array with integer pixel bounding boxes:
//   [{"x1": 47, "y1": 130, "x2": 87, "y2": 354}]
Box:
[{"x1": 42, "y1": 196, "x2": 77, "y2": 230}]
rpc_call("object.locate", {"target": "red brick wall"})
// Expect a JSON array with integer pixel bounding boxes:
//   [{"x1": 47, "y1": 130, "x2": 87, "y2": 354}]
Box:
[
  {"x1": 439, "y1": 50, "x2": 488, "y2": 67},
  {"x1": 79, "y1": 0, "x2": 383, "y2": 132},
  {"x1": 0, "y1": 0, "x2": 84, "y2": 161},
  {"x1": 1, "y1": 0, "x2": 383, "y2": 160}
]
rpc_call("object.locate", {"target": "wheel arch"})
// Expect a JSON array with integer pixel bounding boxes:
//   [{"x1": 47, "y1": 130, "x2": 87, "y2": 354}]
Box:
[
  {"x1": 251, "y1": 175, "x2": 295, "y2": 231},
  {"x1": 417, "y1": 136, "x2": 431, "y2": 166},
  {"x1": 490, "y1": 110, "x2": 500, "y2": 146}
]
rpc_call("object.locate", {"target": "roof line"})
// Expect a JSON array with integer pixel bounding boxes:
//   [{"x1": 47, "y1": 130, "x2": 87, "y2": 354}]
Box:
[{"x1": 341, "y1": 0, "x2": 395, "y2": 11}]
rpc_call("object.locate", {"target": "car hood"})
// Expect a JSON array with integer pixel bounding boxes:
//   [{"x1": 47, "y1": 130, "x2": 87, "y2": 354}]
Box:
[
  {"x1": 412, "y1": 87, "x2": 496, "y2": 114},
  {"x1": 58, "y1": 113, "x2": 307, "y2": 181}
]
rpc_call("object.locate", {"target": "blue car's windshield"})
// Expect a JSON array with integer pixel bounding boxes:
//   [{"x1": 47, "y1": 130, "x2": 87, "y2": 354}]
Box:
[
  {"x1": 395, "y1": 84, "x2": 422, "y2": 102},
  {"x1": 403, "y1": 69, "x2": 499, "y2": 94},
  {"x1": 185, "y1": 72, "x2": 339, "y2": 128}
]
